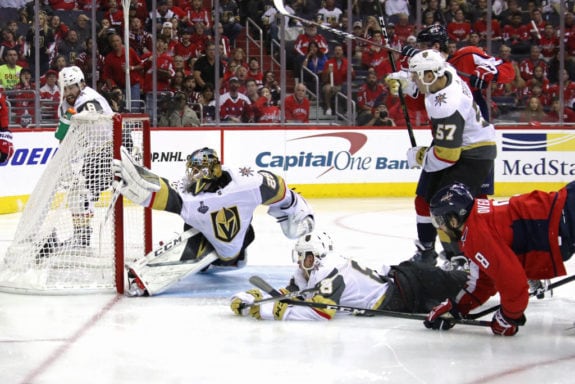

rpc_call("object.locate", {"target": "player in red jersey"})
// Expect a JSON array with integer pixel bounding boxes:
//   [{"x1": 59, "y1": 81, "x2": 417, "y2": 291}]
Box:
[
  {"x1": 424, "y1": 182, "x2": 575, "y2": 336},
  {"x1": 0, "y1": 90, "x2": 12, "y2": 164}
]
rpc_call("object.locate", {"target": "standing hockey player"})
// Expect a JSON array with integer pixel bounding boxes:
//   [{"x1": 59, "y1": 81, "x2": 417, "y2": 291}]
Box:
[
  {"x1": 397, "y1": 50, "x2": 497, "y2": 267},
  {"x1": 112, "y1": 147, "x2": 315, "y2": 296},
  {"x1": 55, "y1": 65, "x2": 114, "y2": 248},
  {"x1": 424, "y1": 182, "x2": 575, "y2": 336},
  {"x1": 0, "y1": 90, "x2": 13, "y2": 164},
  {"x1": 230, "y1": 231, "x2": 468, "y2": 321},
  {"x1": 395, "y1": 25, "x2": 514, "y2": 268}
]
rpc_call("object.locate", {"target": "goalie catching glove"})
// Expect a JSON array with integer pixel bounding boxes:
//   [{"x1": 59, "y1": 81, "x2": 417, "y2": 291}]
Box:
[{"x1": 112, "y1": 145, "x2": 161, "y2": 207}]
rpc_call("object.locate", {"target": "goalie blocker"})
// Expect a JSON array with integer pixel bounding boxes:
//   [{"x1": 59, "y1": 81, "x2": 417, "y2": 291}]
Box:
[{"x1": 112, "y1": 146, "x2": 315, "y2": 296}]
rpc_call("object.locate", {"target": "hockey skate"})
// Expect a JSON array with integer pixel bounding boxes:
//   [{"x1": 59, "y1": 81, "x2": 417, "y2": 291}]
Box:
[
  {"x1": 410, "y1": 240, "x2": 438, "y2": 266},
  {"x1": 528, "y1": 279, "x2": 551, "y2": 299},
  {"x1": 126, "y1": 268, "x2": 149, "y2": 297}
]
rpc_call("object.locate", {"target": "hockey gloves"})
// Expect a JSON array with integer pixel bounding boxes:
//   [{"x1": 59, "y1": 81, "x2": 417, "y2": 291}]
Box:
[
  {"x1": 230, "y1": 289, "x2": 264, "y2": 319},
  {"x1": 55, "y1": 108, "x2": 76, "y2": 141},
  {"x1": 491, "y1": 309, "x2": 526, "y2": 336},
  {"x1": 424, "y1": 299, "x2": 460, "y2": 331},
  {"x1": 112, "y1": 146, "x2": 161, "y2": 207},
  {"x1": 0, "y1": 128, "x2": 13, "y2": 164},
  {"x1": 406, "y1": 146, "x2": 427, "y2": 169},
  {"x1": 401, "y1": 45, "x2": 420, "y2": 58}
]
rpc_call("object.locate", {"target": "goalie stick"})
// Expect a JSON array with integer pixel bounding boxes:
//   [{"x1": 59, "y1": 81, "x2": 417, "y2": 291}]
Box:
[
  {"x1": 466, "y1": 274, "x2": 575, "y2": 320},
  {"x1": 249, "y1": 276, "x2": 491, "y2": 327}
]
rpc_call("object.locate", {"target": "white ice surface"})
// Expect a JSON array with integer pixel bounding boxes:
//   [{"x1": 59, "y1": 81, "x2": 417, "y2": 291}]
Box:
[{"x1": 1, "y1": 198, "x2": 574, "y2": 384}]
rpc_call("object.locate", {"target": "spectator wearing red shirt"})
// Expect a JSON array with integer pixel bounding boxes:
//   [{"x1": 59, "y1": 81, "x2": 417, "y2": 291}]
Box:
[
  {"x1": 102, "y1": 34, "x2": 143, "y2": 100},
  {"x1": 356, "y1": 69, "x2": 387, "y2": 125},
  {"x1": 184, "y1": 0, "x2": 212, "y2": 29},
  {"x1": 103, "y1": 0, "x2": 125, "y2": 34},
  {"x1": 320, "y1": 44, "x2": 354, "y2": 116},
  {"x1": 293, "y1": 24, "x2": 329, "y2": 73},
  {"x1": 284, "y1": 82, "x2": 310, "y2": 123},
  {"x1": 126, "y1": 0, "x2": 148, "y2": 23},
  {"x1": 549, "y1": 69, "x2": 575, "y2": 105},
  {"x1": 361, "y1": 31, "x2": 393, "y2": 79},
  {"x1": 519, "y1": 45, "x2": 547, "y2": 82},
  {"x1": 539, "y1": 24, "x2": 559, "y2": 62},
  {"x1": 393, "y1": 13, "x2": 415, "y2": 44},
  {"x1": 548, "y1": 98, "x2": 575, "y2": 123},
  {"x1": 174, "y1": 27, "x2": 198, "y2": 63},
  {"x1": 141, "y1": 37, "x2": 174, "y2": 94},
  {"x1": 39, "y1": 69, "x2": 60, "y2": 120},
  {"x1": 472, "y1": 10, "x2": 501, "y2": 42},
  {"x1": 188, "y1": 22, "x2": 209, "y2": 56},
  {"x1": 253, "y1": 87, "x2": 280, "y2": 123},
  {"x1": 246, "y1": 57, "x2": 263, "y2": 87},
  {"x1": 218, "y1": 76, "x2": 251, "y2": 122},
  {"x1": 447, "y1": 9, "x2": 471, "y2": 44},
  {"x1": 502, "y1": 12, "x2": 531, "y2": 55},
  {"x1": 48, "y1": 0, "x2": 77, "y2": 11}
]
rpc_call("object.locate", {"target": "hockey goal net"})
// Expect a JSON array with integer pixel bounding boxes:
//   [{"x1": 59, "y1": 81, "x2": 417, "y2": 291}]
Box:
[{"x1": 0, "y1": 112, "x2": 152, "y2": 294}]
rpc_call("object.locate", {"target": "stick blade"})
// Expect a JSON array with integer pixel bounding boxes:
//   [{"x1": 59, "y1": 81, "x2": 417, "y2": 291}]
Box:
[{"x1": 249, "y1": 275, "x2": 281, "y2": 297}]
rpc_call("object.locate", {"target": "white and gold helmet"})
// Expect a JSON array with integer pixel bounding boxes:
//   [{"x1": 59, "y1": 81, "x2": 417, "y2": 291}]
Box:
[
  {"x1": 292, "y1": 231, "x2": 334, "y2": 276},
  {"x1": 408, "y1": 49, "x2": 446, "y2": 86}
]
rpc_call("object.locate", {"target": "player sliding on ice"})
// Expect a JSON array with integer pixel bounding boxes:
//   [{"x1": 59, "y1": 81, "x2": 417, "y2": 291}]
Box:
[
  {"x1": 423, "y1": 182, "x2": 575, "y2": 336},
  {"x1": 111, "y1": 146, "x2": 315, "y2": 296},
  {"x1": 230, "y1": 231, "x2": 468, "y2": 321}
]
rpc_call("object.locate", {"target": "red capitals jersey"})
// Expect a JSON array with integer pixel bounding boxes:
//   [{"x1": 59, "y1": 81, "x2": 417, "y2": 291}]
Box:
[
  {"x1": 294, "y1": 34, "x2": 329, "y2": 57},
  {"x1": 321, "y1": 57, "x2": 353, "y2": 86},
  {"x1": 141, "y1": 51, "x2": 174, "y2": 92},
  {"x1": 448, "y1": 46, "x2": 515, "y2": 91},
  {"x1": 284, "y1": 94, "x2": 310, "y2": 123},
  {"x1": 361, "y1": 48, "x2": 392, "y2": 78},
  {"x1": 456, "y1": 187, "x2": 570, "y2": 320},
  {"x1": 356, "y1": 83, "x2": 386, "y2": 111}
]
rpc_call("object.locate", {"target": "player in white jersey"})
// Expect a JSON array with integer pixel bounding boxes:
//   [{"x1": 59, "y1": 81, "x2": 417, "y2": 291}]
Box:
[
  {"x1": 112, "y1": 147, "x2": 315, "y2": 296},
  {"x1": 403, "y1": 50, "x2": 497, "y2": 267},
  {"x1": 39, "y1": 66, "x2": 116, "y2": 252},
  {"x1": 230, "y1": 232, "x2": 468, "y2": 321}
]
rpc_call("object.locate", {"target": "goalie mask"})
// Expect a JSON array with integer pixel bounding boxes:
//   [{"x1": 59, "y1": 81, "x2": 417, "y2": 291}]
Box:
[
  {"x1": 409, "y1": 49, "x2": 446, "y2": 87},
  {"x1": 292, "y1": 232, "x2": 333, "y2": 278},
  {"x1": 429, "y1": 183, "x2": 474, "y2": 241},
  {"x1": 185, "y1": 147, "x2": 222, "y2": 195}
]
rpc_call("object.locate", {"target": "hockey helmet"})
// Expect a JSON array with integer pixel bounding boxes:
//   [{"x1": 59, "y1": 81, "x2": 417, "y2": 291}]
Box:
[
  {"x1": 417, "y1": 24, "x2": 448, "y2": 49},
  {"x1": 59, "y1": 65, "x2": 85, "y2": 88},
  {"x1": 292, "y1": 231, "x2": 334, "y2": 276},
  {"x1": 429, "y1": 183, "x2": 474, "y2": 233},
  {"x1": 408, "y1": 49, "x2": 446, "y2": 86},
  {"x1": 185, "y1": 147, "x2": 222, "y2": 195}
]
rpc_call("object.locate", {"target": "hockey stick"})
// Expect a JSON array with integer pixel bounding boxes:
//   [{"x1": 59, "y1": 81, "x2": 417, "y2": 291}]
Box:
[
  {"x1": 273, "y1": 0, "x2": 400, "y2": 55},
  {"x1": 374, "y1": 1, "x2": 417, "y2": 147},
  {"x1": 98, "y1": 186, "x2": 121, "y2": 257},
  {"x1": 238, "y1": 276, "x2": 319, "y2": 309},
  {"x1": 466, "y1": 275, "x2": 575, "y2": 320},
  {"x1": 250, "y1": 276, "x2": 491, "y2": 327},
  {"x1": 121, "y1": 0, "x2": 131, "y2": 110}
]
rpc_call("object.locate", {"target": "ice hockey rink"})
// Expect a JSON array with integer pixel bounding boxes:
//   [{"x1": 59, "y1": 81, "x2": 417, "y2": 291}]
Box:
[{"x1": 1, "y1": 197, "x2": 574, "y2": 384}]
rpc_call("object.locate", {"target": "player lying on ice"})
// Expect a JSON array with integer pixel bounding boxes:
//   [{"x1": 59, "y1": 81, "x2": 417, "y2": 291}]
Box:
[
  {"x1": 230, "y1": 231, "x2": 468, "y2": 321},
  {"x1": 423, "y1": 182, "x2": 575, "y2": 336},
  {"x1": 111, "y1": 146, "x2": 315, "y2": 296}
]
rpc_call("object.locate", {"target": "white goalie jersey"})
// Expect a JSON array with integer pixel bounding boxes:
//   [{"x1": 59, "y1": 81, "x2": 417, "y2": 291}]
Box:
[{"x1": 178, "y1": 166, "x2": 312, "y2": 260}]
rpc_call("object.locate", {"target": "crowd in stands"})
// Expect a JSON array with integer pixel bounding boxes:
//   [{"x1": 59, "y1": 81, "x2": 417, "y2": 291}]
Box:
[{"x1": 0, "y1": 0, "x2": 574, "y2": 127}]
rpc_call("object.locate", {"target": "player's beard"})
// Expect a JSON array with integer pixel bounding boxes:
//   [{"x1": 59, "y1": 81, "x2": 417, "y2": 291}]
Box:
[{"x1": 66, "y1": 94, "x2": 77, "y2": 106}]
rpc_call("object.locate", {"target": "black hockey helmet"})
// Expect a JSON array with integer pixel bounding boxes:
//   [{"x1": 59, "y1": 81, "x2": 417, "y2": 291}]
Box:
[
  {"x1": 429, "y1": 183, "x2": 474, "y2": 231},
  {"x1": 417, "y1": 24, "x2": 448, "y2": 50}
]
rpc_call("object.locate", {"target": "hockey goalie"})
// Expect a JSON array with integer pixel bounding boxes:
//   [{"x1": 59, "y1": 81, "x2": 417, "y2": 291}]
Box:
[{"x1": 112, "y1": 146, "x2": 315, "y2": 296}]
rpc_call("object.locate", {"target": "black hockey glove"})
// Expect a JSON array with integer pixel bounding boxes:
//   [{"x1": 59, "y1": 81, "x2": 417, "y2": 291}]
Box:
[{"x1": 401, "y1": 45, "x2": 420, "y2": 58}]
